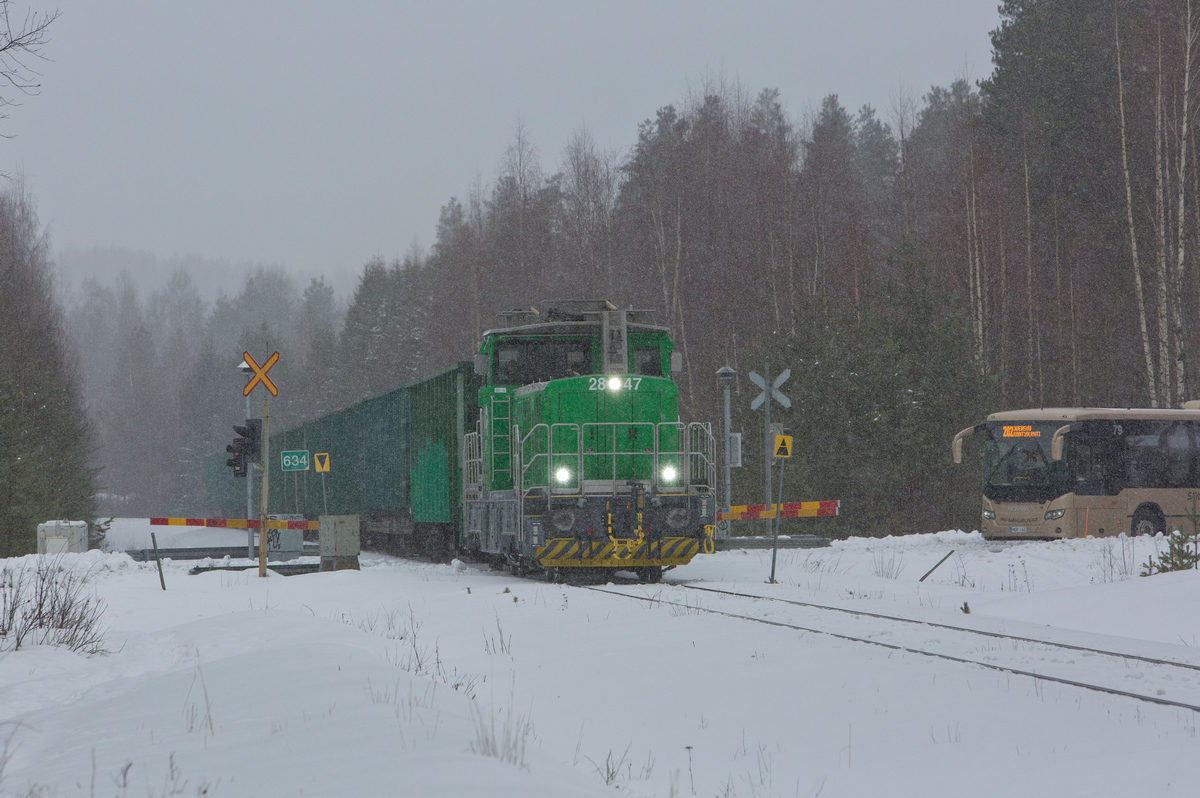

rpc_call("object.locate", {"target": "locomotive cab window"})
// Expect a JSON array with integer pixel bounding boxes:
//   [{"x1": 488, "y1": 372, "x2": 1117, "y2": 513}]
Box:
[
  {"x1": 493, "y1": 339, "x2": 594, "y2": 385},
  {"x1": 634, "y1": 346, "x2": 662, "y2": 377}
]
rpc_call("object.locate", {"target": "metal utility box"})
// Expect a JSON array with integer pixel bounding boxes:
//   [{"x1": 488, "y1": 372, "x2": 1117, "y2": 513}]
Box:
[
  {"x1": 319, "y1": 514, "x2": 360, "y2": 571},
  {"x1": 37, "y1": 521, "x2": 88, "y2": 554},
  {"x1": 265, "y1": 527, "x2": 304, "y2": 562}
]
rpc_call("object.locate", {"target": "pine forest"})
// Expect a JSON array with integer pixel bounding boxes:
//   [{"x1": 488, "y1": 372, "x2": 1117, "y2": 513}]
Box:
[{"x1": 7, "y1": 1, "x2": 1200, "y2": 548}]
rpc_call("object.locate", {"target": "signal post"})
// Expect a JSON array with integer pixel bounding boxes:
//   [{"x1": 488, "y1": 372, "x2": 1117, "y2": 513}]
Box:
[
  {"x1": 237, "y1": 349, "x2": 279, "y2": 577},
  {"x1": 748, "y1": 363, "x2": 791, "y2": 539},
  {"x1": 314, "y1": 452, "x2": 330, "y2": 515},
  {"x1": 729, "y1": 362, "x2": 840, "y2": 581}
]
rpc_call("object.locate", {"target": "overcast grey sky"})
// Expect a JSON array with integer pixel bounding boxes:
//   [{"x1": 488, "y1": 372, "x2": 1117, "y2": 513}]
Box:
[{"x1": 7, "y1": 1, "x2": 1001, "y2": 298}]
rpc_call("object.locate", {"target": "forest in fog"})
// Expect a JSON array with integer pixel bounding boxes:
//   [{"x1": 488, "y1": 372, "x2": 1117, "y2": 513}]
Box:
[{"x1": 8, "y1": 1, "x2": 1200, "y2": 550}]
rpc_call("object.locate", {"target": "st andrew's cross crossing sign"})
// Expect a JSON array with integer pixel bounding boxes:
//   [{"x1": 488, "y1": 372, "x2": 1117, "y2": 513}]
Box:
[
  {"x1": 749, "y1": 368, "x2": 791, "y2": 410},
  {"x1": 748, "y1": 362, "x2": 793, "y2": 584},
  {"x1": 243, "y1": 350, "x2": 280, "y2": 397}
]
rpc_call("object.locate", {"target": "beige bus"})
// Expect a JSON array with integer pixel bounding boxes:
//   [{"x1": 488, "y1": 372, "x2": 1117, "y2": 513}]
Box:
[{"x1": 952, "y1": 405, "x2": 1200, "y2": 539}]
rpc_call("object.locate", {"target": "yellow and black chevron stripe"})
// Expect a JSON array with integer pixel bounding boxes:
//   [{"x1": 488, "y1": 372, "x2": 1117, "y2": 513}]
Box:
[{"x1": 537, "y1": 536, "x2": 701, "y2": 568}]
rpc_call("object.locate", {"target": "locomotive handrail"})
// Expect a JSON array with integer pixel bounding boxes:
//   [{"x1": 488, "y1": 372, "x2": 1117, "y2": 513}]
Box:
[
  {"x1": 463, "y1": 427, "x2": 482, "y2": 489},
  {"x1": 515, "y1": 419, "x2": 716, "y2": 495},
  {"x1": 581, "y1": 421, "x2": 655, "y2": 490},
  {"x1": 690, "y1": 421, "x2": 717, "y2": 492},
  {"x1": 653, "y1": 421, "x2": 687, "y2": 492},
  {"x1": 652, "y1": 422, "x2": 716, "y2": 493},
  {"x1": 518, "y1": 423, "x2": 549, "y2": 493},
  {"x1": 550, "y1": 422, "x2": 582, "y2": 494}
]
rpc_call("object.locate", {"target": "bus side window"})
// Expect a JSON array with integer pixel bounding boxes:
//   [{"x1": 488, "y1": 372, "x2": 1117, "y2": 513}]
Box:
[
  {"x1": 1080, "y1": 436, "x2": 1125, "y2": 496},
  {"x1": 1127, "y1": 422, "x2": 1170, "y2": 488},
  {"x1": 1072, "y1": 441, "x2": 1099, "y2": 493},
  {"x1": 1164, "y1": 421, "x2": 1199, "y2": 487},
  {"x1": 1125, "y1": 442, "x2": 1157, "y2": 488},
  {"x1": 1191, "y1": 422, "x2": 1200, "y2": 487}
]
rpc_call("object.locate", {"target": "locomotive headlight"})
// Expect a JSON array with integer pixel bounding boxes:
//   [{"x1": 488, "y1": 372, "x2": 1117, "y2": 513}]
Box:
[
  {"x1": 607, "y1": 376, "x2": 623, "y2": 391},
  {"x1": 1044, "y1": 508, "x2": 1066, "y2": 520},
  {"x1": 661, "y1": 465, "x2": 678, "y2": 483},
  {"x1": 555, "y1": 467, "x2": 572, "y2": 484}
]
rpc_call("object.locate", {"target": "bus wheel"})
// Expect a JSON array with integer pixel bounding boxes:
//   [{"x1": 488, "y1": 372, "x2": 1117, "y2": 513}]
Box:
[{"x1": 1131, "y1": 506, "x2": 1164, "y2": 537}]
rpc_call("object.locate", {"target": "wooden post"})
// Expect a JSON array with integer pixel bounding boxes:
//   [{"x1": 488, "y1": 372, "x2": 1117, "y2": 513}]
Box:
[
  {"x1": 769, "y1": 456, "x2": 784, "y2": 584},
  {"x1": 259, "y1": 395, "x2": 270, "y2": 576},
  {"x1": 763, "y1": 360, "x2": 773, "y2": 539},
  {"x1": 150, "y1": 532, "x2": 166, "y2": 590},
  {"x1": 919, "y1": 550, "x2": 955, "y2": 583}
]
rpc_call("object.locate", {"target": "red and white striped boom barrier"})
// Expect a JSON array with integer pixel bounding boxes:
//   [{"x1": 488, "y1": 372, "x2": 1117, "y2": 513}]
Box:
[
  {"x1": 718, "y1": 500, "x2": 840, "y2": 521},
  {"x1": 149, "y1": 517, "x2": 318, "y2": 530}
]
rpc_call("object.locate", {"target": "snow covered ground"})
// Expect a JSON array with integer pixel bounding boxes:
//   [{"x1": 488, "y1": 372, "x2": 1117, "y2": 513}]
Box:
[{"x1": 3, "y1": 521, "x2": 1199, "y2": 797}]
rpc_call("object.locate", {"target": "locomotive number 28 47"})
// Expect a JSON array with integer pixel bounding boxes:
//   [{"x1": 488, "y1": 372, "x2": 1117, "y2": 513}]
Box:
[{"x1": 587, "y1": 376, "x2": 642, "y2": 391}]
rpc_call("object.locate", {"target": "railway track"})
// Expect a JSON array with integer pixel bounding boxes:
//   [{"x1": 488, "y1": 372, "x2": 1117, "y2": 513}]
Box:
[
  {"x1": 675, "y1": 583, "x2": 1200, "y2": 673},
  {"x1": 581, "y1": 582, "x2": 1200, "y2": 713}
]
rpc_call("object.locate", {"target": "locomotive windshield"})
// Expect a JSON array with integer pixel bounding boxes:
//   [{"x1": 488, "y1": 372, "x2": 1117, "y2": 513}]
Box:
[{"x1": 493, "y1": 338, "x2": 594, "y2": 385}]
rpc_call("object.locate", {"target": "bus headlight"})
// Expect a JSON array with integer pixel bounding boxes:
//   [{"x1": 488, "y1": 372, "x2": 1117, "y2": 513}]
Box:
[
  {"x1": 982, "y1": 509, "x2": 995, "y2": 520},
  {"x1": 1045, "y1": 508, "x2": 1066, "y2": 520},
  {"x1": 555, "y1": 467, "x2": 572, "y2": 484},
  {"x1": 661, "y1": 465, "x2": 678, "y2": 483},
  {"x1": 607, "y1": 376, "x2": 622, "y2": 391}
]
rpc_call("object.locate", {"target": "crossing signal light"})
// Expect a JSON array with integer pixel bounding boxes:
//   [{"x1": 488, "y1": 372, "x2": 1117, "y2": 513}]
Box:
[
  {"x1": 233, "y1": 419, "x2": 262, "y2": 464},
  {"x1": 225, "y1": 446, "x2": 247, "y2": 478},
  {"x1": 226, "y1": 418, "x2": 262, "y2": 478}
]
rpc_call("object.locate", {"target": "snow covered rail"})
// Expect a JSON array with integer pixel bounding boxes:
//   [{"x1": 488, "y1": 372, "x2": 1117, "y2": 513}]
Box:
[
  {"x1": 675, "y1": 584, "x2": 1200, "y2": 674},
  {"x1": 581, "y1": 585, "x2": 1200, "y2": 714}
]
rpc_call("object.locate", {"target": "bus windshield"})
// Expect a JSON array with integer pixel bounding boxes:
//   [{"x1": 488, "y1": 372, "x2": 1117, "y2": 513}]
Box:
[{"x1": 983, "y1": 421, "x2": 1071, "y2": 503}]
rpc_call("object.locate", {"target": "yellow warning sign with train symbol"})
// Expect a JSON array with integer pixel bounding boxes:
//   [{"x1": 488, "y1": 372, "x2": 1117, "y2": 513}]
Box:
[{"x1": 774, "y1": 434, "x2": 793, "y2": 458}]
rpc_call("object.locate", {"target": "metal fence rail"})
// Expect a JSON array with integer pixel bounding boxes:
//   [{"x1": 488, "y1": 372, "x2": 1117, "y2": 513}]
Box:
[{"x1": 125, "y1": 544, "x2": 320, "y2": 562}]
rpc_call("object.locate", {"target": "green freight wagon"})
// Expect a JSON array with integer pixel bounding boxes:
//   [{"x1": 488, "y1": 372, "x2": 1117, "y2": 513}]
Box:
[
  {"x1": 206, "y1": 361, "x2": 483, "y2": 557},
  {"x1": 205, "y1": 452, "x2": 247, "y2": 518}
]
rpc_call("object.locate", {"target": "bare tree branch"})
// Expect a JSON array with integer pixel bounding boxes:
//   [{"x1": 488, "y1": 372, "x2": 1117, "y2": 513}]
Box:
[{"x1": 0, "y1": 1, "x2": 59, "y2": 134}]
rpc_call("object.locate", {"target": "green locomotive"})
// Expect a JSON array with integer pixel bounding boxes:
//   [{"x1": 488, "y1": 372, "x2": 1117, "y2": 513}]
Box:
[
  {"x1": 466, "y1": 301, "x2": 717, "y2": 580},
  {"x1": 206, "y1": 301, "x2": 717, "y2": 580}
]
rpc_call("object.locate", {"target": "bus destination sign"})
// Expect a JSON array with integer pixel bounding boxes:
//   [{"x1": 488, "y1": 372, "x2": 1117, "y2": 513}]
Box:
[{"x1": 1003, "y1": 425, "x2": 1041, "y2": 438}]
